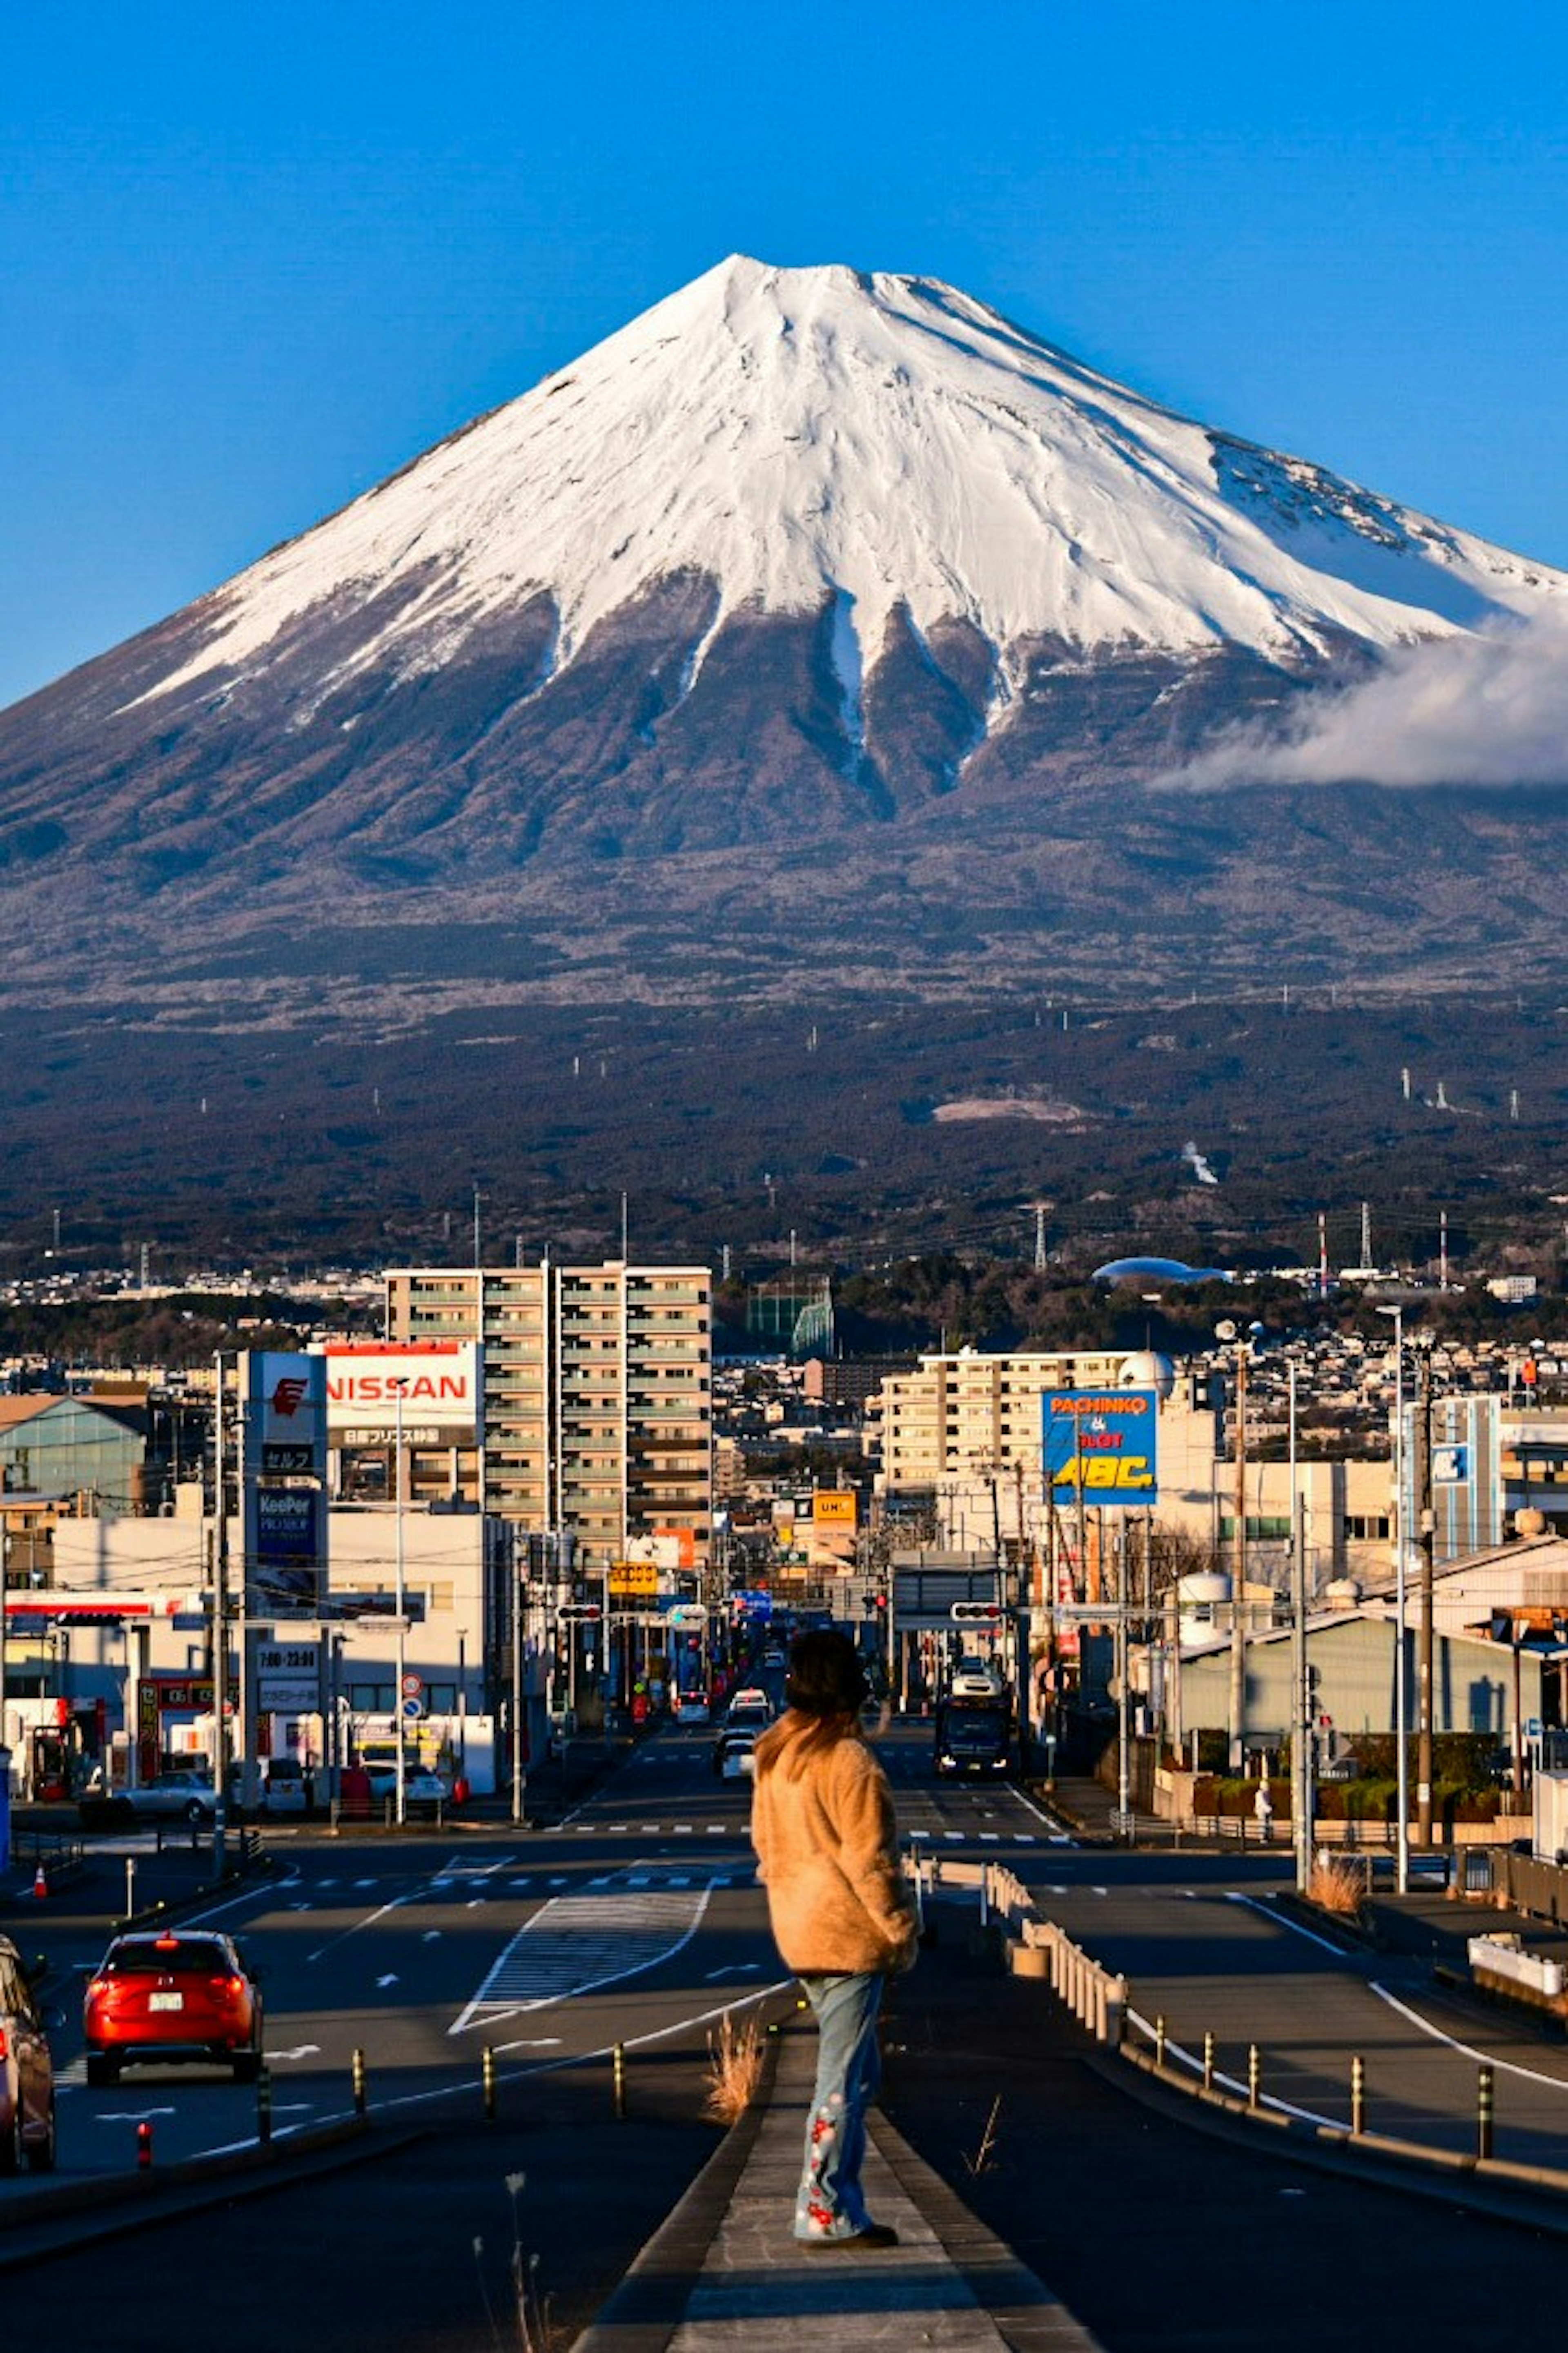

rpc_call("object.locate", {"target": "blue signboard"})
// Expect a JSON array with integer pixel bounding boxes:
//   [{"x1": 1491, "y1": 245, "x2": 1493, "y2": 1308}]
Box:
[
  {"x1": 243, "y1": 1352, "x2": 328, "y2": 1613},
  {"x1": 251, "y1": 1482, "x2": 325, "y2": 1612},
  {"x1": 1043, "y1": 1387, "x2": 1159, "y2": 1508}
]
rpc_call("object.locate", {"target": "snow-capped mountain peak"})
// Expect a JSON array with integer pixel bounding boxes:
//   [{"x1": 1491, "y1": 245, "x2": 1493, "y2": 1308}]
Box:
[{"x1": 140, "y1": 253, "x2": 1566, "y2": 713}]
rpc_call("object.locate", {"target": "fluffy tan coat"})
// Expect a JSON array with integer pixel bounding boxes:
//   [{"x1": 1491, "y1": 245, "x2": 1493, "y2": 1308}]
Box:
[{"x1": 750, "y1": 1711, "x2": 918, "y2": 1975}]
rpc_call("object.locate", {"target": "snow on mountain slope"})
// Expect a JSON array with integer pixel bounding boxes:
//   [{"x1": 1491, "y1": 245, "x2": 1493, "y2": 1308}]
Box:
[{"x1": 136, "y1": 256, "x2": 1568, "y2": 716}]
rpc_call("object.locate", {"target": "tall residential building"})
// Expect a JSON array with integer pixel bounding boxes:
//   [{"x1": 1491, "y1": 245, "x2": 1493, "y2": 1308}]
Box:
[
  {"x1": 875, "y1": 1347, "x2": 1133, "y2": 1492},
  {"x1": 385, "y1": 1263, "x2": 712, "y2": 1565}
]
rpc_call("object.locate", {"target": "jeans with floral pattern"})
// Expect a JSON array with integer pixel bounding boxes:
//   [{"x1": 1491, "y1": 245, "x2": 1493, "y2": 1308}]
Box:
[{"x1": 793, "y1": 1970, "x2": 884, "y2": 2240}]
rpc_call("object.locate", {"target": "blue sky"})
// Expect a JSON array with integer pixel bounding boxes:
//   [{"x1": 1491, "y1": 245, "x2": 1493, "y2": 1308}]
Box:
[{"x1": 3, "y1": 1, "x2": 1566, "y2": 710}]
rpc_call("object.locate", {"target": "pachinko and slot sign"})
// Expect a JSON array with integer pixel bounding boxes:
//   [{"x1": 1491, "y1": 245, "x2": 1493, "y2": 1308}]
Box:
[{"x1": 1043, "y1": 1387, "x2": 1159, "y2": 1507}]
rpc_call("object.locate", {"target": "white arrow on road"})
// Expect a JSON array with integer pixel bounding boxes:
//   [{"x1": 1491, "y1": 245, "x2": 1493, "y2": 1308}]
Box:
[{"x1": 377, "y1": 1974, "x2": 399, "y2": 1989}]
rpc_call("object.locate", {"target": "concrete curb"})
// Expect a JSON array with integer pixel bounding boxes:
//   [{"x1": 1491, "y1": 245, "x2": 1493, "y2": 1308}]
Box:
[
  {"x1": 1106, "y1": 2039, "x2": 1568, "y2": 2237},
  {"x1": 570, "y1": 2025, "x2": 783, "y2": 2350},
  {"x1": 869, "y1": 2104, "x2": 1108, "y2": 2351}
]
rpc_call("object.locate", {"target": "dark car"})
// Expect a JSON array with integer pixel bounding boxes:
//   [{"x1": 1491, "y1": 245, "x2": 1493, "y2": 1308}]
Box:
[
  {"x1": 0, "y1": 1936, "x2": 55, "y2": 2174},
  {"x1": 84, "y1": 1929, "x2": 263, "y2": 2084},
  {"x1": 934, "y1": 1698, "x2": 1011, "y2": 1779}
]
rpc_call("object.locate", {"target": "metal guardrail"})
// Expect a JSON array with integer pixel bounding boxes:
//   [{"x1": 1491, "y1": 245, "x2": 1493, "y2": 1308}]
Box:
[{"x1": 12, "y1": 1829, "x2": 88, "y2": 1884}]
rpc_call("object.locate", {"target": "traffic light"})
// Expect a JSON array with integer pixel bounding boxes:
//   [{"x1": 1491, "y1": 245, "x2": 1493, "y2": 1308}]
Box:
[
  {"x1": 950, "y1": 1602, "x2": 1003, "y2": 1626},
  {"x1": 872, "y1": 1590, "x2": 888, "y2": 1613}
]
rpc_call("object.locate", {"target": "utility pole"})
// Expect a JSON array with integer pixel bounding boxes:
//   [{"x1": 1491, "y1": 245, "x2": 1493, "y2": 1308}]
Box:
[
  {"x1": 1415, "y1": 1350, "x2": 1436, "y2": 1847},
  {"x1": 1289, "y1": 1361, "x2": 1313, "y2": 1894},
  {"x1": 1228, "y1": 1337, "x2": 1247, "y2": 1771},
  {"x1": 0, "y1": 1527, "x2": 10, "y2": 1760},
  {"x1": 211, "y1": 1355, "x2": 229, "y2": 1878}
]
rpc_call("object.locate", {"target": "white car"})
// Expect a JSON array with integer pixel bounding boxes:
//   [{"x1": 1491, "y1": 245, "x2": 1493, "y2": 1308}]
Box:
[
  {"x1": 365, "y1": 1763, "x2": 450, "y2": 1814},
  {"x1": 260, "y1": 1762, "x2": 310, "y2": 1817},
  {"x1": 80, "y1": 1768, "x2": 218, "y2": 1827},
  {"x1": 715, "y1": 1729, "x2": 758, "y2": 1781},
  {"x1": 950, "y1": 1656, "x2": 1004, "y2": 1700}
]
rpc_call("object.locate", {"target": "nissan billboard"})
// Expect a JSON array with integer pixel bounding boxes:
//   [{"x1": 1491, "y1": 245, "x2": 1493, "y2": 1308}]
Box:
[{"x1": 321, "y1": 1343, "x2": 482, "y2": 1447}]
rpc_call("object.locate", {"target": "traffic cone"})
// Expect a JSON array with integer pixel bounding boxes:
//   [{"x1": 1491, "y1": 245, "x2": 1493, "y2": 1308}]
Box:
[{"x1": 33, "y1": 1862, "x2": 47, "y2": 1900}]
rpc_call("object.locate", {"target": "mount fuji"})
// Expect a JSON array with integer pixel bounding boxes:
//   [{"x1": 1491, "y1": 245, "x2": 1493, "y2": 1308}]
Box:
[{"x1": 4, "y1": 254, "x2": 1568, "y2": 1022}]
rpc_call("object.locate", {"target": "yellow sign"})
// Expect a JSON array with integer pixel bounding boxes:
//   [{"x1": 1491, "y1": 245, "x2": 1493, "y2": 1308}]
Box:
[
  {"x1": 609, "y1": 1562, "x2": 659, "y2": 1596},
  {"x1": 813, "y1": 1491, "x2": 857, "y2": 1527}
]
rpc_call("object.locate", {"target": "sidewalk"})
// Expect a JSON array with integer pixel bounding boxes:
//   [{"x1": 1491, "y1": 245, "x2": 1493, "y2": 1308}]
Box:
[{"x1": 574, "y1": 2020, "x2": 1103, "y2": 2351}]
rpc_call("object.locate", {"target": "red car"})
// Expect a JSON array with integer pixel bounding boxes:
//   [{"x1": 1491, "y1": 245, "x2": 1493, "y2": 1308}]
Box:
[
  {"x1": 0, "y1": 1935, "x2": 55, "y2": 2173},
  {"x1": 84, "y1": 1930, "x2": 263, "y2": 2085}
]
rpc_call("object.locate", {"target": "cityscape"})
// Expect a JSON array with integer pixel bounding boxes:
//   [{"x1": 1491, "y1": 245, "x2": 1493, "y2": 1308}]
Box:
[{"x1": 5, "y1": 7, "x2": 1568, "y2": 2345}]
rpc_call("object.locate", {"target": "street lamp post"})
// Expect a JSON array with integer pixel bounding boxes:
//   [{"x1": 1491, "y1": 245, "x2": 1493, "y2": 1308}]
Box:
[{"x1": 1376, "y1": 1305, "x2": 1411, "y2": 1894}]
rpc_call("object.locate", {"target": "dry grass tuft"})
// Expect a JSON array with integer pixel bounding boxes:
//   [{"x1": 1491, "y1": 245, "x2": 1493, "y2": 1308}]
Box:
[
  {"x1": 703, "y1": 2011, "x2": 765, "y2": 2124},
  {"x1": 1308, "y1": 1854, "x2": 1367, "y2": 1917}
]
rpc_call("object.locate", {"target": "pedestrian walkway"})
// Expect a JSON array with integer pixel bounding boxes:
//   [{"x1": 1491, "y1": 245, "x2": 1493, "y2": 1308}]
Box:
[{"x1": 574, "y1": 2022, "x2": 1102, "y2": 2351}]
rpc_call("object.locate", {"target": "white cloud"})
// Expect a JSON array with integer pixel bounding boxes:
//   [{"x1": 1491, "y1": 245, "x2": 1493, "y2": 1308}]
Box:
[{"x1": 1167, "y1": 615, "x2": 1568, "y2": 788}]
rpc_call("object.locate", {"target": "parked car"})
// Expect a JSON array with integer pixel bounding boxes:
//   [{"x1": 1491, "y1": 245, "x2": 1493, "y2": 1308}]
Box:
[
  {"x1": 84, "y1": 1929, "x2": 263, "y2": 2085},
  {"x1": 361, "y1": 1761, "x2": 450, "y2": 1814},
  {"x1": 79, "y1": 1768, "x2": 219, "y2": 1828},
  {"x1": 0, "y1": 1936, "x2": 55, "y2": 2173},
  {"x1": 403, "y1": 1769, "x2": 451, "y2": 1816},
  {"x1": 260, "y1": 1759, "x2": 311, "y2": 1817}
]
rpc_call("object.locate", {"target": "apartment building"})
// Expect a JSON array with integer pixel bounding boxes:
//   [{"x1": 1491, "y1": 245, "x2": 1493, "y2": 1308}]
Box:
[
  {"x1": 385, "y1": 1263, "x2": 712, "y2": 1565},
  {"x1": 875, "y1": 1345, "x2": 1134, "y2": 1492}
]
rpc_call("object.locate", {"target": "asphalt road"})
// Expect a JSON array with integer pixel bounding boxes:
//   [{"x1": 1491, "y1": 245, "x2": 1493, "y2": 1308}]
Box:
[{"x1": 8, "y1": 1721, "x2": 1568, "y2": 2349}]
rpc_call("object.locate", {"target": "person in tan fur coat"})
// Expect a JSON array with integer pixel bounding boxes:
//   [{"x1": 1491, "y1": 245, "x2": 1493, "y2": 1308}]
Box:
[{"x1": 751, "y1": 1628, "x2": 918, "y2": 2249}]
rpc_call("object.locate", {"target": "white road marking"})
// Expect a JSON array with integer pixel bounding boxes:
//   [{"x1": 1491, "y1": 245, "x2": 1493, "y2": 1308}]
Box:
[
  {"x1": 307, "y1": 1891, "x2": 414, "y2": 1963},
  {"x1": 269, "y1": 2046, "x2": 322, "y2": 2061},
  {"x1": 450, "y1": 1880, "x2": 713, "y2": 2036},
  {"x1": 1372, "y1": 1981, "x2": 1568, "y2": 2093},
  {"x1": 1229, "y1": 1894, "x2": 1349, "y2": 1957},
  {"x1": 423, "y1": 1931, "x2": 443, "y2": 1943},
  {"x1": 376, "y1": 1974, "x2": 399, "y2": 1989}
]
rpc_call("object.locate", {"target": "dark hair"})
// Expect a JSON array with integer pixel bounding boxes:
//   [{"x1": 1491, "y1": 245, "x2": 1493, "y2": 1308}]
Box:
[{"x1": 785, "y1": 1629, "x2": 869, "y2": 1719}]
